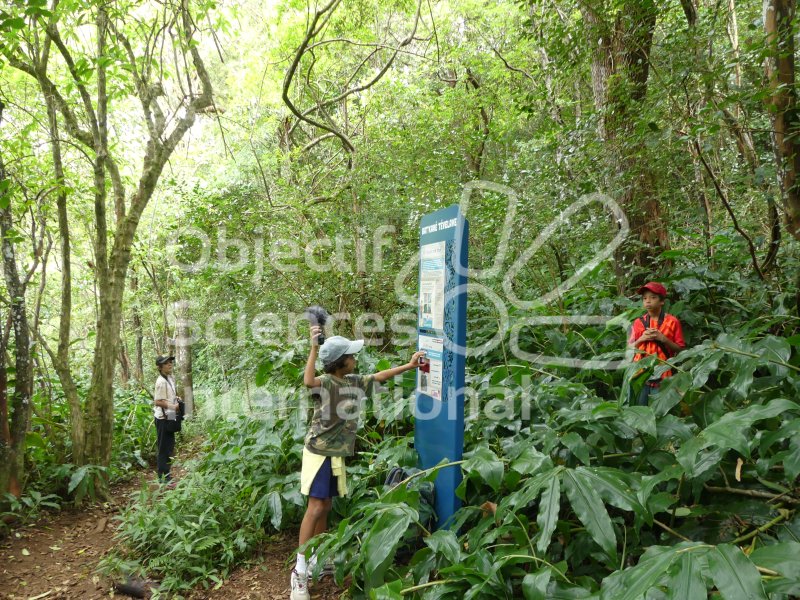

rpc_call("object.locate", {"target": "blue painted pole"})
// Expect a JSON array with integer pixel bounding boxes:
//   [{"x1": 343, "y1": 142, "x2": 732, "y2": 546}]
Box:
[{"x1": 414, "y1": 205, "x2": 468, "y2": 529}]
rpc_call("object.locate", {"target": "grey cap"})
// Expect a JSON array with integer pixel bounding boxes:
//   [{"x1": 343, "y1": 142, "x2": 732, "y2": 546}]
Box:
[{"x1": 319, "y1": 336, "x2": 364, "y2": 366}]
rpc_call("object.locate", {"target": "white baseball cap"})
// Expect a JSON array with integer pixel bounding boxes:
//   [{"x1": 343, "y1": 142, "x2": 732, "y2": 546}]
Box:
[{"x1": 319, "y1": 335, "x2": 364, "y2": 366}]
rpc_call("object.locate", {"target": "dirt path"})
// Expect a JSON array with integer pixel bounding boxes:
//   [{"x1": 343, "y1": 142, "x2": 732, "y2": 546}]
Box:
[
  {"x1": 188, "y1": 531, "x2": 343, "y2": 600},
  {"x1": 0, "y1": 478, "x2": 140, "y2": 600},
  {"x1": 0, "y1": 476, "x2": 343, "y2": 600}
]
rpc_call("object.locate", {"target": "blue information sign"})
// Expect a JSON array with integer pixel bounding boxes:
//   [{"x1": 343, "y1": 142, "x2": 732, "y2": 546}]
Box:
[{"x1": 414, "y1": 205, "x2": 468, "y2": 529}]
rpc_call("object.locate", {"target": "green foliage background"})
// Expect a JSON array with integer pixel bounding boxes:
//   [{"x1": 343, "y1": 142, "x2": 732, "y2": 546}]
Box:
[{"x1": 1, "y1": 0, "x2": 800, "y2": 597}]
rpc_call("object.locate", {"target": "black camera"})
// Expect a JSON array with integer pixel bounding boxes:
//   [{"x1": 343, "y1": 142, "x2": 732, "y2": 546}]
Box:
[{"x1": 304, "y1": 305, "x2": 329, "y2": 345}]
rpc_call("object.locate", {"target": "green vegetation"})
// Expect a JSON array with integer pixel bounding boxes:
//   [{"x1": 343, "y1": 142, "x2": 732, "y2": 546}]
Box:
[
  {"x1": 2, "y1": 0, "x2": 800, "y2": 597},
  {"x1": 101, "y1": 278, "x2": 800, "y2": 597}
]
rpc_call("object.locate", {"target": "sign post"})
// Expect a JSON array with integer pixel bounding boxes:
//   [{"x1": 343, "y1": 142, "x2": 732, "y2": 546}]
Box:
[{"x1": 414, "y1": 205, "x2": 468, "y2": 529}]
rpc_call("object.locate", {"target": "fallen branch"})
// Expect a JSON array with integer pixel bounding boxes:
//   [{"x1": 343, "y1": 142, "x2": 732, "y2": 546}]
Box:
[
  {"x1": 704, "y1": 484, "x2": 800, "y2": 505},
  {"x1": 732, "y1": 509, "x2": 792, "y2": 544}
]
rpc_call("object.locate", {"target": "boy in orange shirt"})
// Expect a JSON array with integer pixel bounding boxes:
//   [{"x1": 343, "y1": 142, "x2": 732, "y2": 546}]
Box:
[{"x1": 628, "y1": 282, "x2": 686, "y2": 406}]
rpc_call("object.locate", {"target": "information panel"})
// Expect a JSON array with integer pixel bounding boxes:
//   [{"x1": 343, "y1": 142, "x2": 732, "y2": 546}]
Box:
[
  {"x1": 419, "y1": 241, "x2": 445, "y2": 330},
  {"x1": 415, "y1": 205, "x2": 468, "y2": 529}
]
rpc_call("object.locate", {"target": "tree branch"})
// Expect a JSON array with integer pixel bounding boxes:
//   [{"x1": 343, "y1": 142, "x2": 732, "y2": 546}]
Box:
[
  {"x1": 44, "y1": 21, "x2": 100, "y2": 142},
  {"x1": 704, "y1": 484, "x2": 800, "y2": 505},
  {"x1": 282, "y1": 0, "x2": 354, "y2": 154},
  {"x1": 692, "y1": 139, "x2": 765, "y2": 280},
  {"x1": 283, "y1": 0, "x2": 424, "y2": 154}
]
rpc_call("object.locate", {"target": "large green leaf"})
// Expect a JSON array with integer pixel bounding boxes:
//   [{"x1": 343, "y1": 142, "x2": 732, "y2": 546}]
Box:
[
  {"x1": 667, "y1": 552, "x2": 706, "y2": 600},
  {"x1": 621, "y1": 406, "x2": 657, "y2": 438},
  {"x1": 510, "y1": 446, "x2": 552, "y2": 475},
  {"x1": 563, "y1": 469, "x2": 617, "y2": 561},
  {"x1": 548, "y1": 581, "x2": 599, "y2": 598},
  {"x1": 420, "y1": 582, "x2": 468, "y2": 599},
  {"x1": 573, "y1": 467, "x2": 645, "y2": 516},
  {"x1": 562, "y1": 432, "x2": 591, "y2": 465},
  {"x1": 601, "y1": 548, "x2": 675, "y2": 600},
  {"x1": 504, "y1": 471, "x2": 548, "y2": 512},
  {"x1": 783, "y1": 439, "x2": 800, "y2": 481},
  {"x1": 601, "y1": 543, "x2": 708, "y2": 600},
  {"x1": 255, "y1": 360, "x2": 272, "y2": 386},
  {"x1": 755, "y1": 336, "x2": 792, "y2": 377},
  {"x1": 424, "y1": 529, "x2": 461, "y2": 564},
  {"x1": 370, "y1": 579, "x2": 404, "y2": 599},
  {"x1": 727, "y1": 354, "x2": 756, "y2": 399},
  {"x1": 68, "y1": 465, "x2": 90, "y2": 494},
  {"x1": 750, "y1": 541, "x2": 800, "y2": 580},
  {"x1": 523, "y1": 568, "x2": 552, "y2": 600},
  {"x1": 536, "y1": 472, "x2": 561, "y2": 553},
  {"x1": 463, "y1": 445, "x2": 504, "y2": 491},
  {"x1": 706, "y1": 400, "x2": 799, "y2": 445},
  {"x1": 363, "y1": 507, "x2": 414, "y2": 590},
  {"x1": 708, "y1": 544, "x2": 767, "y2": 600},
  {"x1": 677, "y1": 399, "x2": 800, "y2": 473},
  {"x1": 691, "y1": 348, "x2": 724, "y2": 388},
  {"x1": 650, "y1": 372, "x2": 691, "y2": 417}
]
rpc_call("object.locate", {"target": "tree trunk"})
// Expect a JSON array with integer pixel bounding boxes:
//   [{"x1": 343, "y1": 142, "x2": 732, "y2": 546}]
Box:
[
  {"x1": 764, "y1": 0, "x2": 800, "y2": 241},
  {"x1": 582, "y1": 0, "x2": 667, "y2": 277},
  {"x1": 174, "y1": 300, "x2": 194, "y2": 419},
  {"x1": 40, "y1": 79, "x2": 86, "y2": 466},
  {"x1": 0, "y1": 104, "x2": 33, "y2": 497},
  {"x1": 118, "y1": 332, "x2": 131, "y2": 386},
  {"x1": 131, "y1": 274, "x2": 144, "y2": 383},
  {"x1": 83, "y1": 284, "x2": 123, "y2": 467},
  {"x1": 0, "y1": 314, "x2": 15, "y2": 496},
  {"x1": 689, "y1": 142, "x2": 713, "y2": 259}
]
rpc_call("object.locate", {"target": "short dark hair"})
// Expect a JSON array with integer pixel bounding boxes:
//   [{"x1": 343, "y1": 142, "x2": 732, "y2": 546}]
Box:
[{"x1": 323, "y1": 354, "x2": 352, "y2": 374}]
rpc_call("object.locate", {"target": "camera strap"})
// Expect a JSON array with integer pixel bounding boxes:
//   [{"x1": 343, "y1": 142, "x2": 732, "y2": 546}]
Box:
[{"x1": 639, "y1": 310, "x2": 672, "y2": 358}]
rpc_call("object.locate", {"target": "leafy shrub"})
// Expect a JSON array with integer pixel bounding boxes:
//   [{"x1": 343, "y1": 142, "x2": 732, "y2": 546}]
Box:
[
  {"x1": 0, "y1": 489, "x2": 62, "y2": 534},
  {"x1": 101, "y1": 413, "x2": 307, "y2": 592}
]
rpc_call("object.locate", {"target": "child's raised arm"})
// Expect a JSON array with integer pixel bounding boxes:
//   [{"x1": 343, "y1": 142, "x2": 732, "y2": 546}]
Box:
[
  {"x1": 374, "y1": 351, "x2": 426, "y2": 383},
  {"x1": 304, "y1": 325, "x2": 323, "y2": 388}
]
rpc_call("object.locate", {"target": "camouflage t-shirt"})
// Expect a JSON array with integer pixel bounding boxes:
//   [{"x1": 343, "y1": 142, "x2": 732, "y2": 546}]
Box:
[{"x1": 305, "y1": 373, "x2": 375, "y2": 457}]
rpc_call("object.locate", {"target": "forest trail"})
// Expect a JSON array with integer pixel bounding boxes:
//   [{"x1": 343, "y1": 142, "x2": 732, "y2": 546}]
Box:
[
  {"x1": 0, "y1": 478, "x2": 140, "y2": 600},
  {"x1": 0, "y1": 468, "x2": 342, "y2": 600}
]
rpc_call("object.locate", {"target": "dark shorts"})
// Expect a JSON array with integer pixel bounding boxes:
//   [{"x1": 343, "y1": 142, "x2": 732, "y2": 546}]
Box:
[{"x1": 309, "y1": 457, "x2": 339, "y2": 499}]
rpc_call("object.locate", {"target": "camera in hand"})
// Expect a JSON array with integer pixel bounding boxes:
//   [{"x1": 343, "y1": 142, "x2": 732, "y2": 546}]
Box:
[{"x1": 304, "y1": 305, "x2": 329, "y2": 345}]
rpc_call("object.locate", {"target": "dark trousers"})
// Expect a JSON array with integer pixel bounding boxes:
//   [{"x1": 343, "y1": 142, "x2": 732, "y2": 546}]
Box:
[
  {"x1": 155, "y1": 418, "x2": 176, "y2": 481},
  {"x1": 636, "y1": 382, "x2": 660, "y2": 406}
]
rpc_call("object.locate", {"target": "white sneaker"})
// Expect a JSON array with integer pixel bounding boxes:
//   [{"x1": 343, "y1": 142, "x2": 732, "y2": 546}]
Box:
[
  {"x1": 308, "y1": 555, "x2": 335, "y2": 579},
  {"x1": 290, "y1": 569, "x2": 310, "y2": 600}
]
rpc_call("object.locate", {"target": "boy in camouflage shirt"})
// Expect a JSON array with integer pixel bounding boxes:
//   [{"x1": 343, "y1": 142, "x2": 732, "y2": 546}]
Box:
[{"x1": 290, "y1": 325, "x2": 424, "y2": 600}]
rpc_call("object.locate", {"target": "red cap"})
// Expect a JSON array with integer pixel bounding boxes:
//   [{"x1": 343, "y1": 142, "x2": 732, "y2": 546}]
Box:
[{"x1": 638, "y1": 282, "x2": 667, "y2": 297}]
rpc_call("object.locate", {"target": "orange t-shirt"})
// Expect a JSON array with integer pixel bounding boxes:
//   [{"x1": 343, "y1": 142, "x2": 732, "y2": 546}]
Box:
[{"x1": 629, "y1": 312, "x2": 685, "y2": 379}]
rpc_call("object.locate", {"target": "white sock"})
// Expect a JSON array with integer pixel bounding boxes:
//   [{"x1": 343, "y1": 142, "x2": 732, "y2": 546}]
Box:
[{"x1": 296, "y1": 553, "x2": 307, "y2": 574}]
